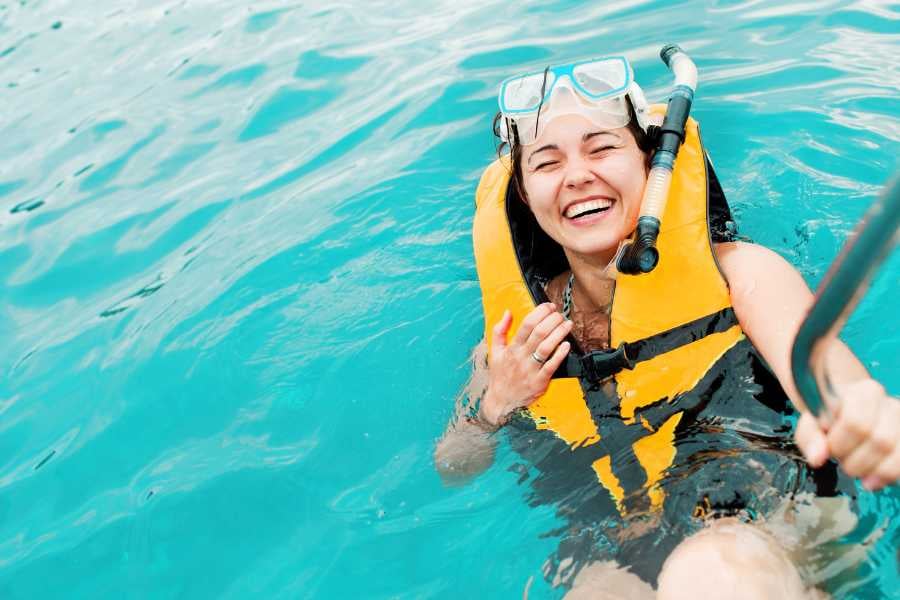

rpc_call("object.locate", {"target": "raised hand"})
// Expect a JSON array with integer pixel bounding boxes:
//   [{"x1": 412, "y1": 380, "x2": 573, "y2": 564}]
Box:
[
  {"x1": 795, "y1": 378, "x2": 900, "y2": 491},
  {"x1": 480, "y1": 303, "x2": 573, "y2": 427}
]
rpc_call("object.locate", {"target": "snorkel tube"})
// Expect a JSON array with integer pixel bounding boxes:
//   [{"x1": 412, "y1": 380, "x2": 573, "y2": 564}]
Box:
[
  {"x1": 791, "y1": 174, "x2": 900, "y2": 418},
  {"x1": 618, "y1": 44, "x2": 698, "y2": 274}
]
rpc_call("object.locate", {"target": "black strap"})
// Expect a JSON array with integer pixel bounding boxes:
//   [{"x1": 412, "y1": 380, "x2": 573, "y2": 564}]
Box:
[
  {"x1": 565, "y1": 344, "x2": 635, "y2": 383},
  {"x1": 563, "y1": 308, "x2": 739, "y2": 383}
]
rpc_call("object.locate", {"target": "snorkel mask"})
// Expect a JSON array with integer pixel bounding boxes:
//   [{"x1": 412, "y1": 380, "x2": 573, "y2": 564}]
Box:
[{"x1": 498, "y1": 56, "x2": 650, "y2": 147}]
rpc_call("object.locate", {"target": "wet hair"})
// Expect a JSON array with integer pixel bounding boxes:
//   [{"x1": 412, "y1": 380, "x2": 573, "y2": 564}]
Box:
[{"x1": 492, "y1": 96, "x2": 654, "y2": 203}]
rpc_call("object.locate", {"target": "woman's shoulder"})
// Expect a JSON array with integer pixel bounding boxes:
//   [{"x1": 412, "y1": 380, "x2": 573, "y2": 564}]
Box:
[
  {"x1": 713, "y1": 241, "x2": 803, "y2": 296},
  {"x1": 713, "y1": 241, "x2": 813, "y2": 326},
  {"x1": 713, "y1": 240, "x2": 778, "y2": 265}
]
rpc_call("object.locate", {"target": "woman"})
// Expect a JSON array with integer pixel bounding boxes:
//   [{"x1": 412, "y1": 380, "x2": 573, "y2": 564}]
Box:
[{"x1": 435, "y1": 55, "x2": 899, "y2": 598}]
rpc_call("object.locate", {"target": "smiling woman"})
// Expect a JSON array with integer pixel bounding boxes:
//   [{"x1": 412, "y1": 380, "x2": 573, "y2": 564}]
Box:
[
  {"x1": 521, "y1": 121, "x2": 648, "y2": 267},
  {"x1": 434, "y1": 50, "x2": 900, "y2": 598}
]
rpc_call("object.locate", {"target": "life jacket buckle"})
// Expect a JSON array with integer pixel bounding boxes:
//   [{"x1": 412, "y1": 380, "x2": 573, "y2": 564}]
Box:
[{"x1": 578, "y1": 344, "x2": 636, "y2": 383}]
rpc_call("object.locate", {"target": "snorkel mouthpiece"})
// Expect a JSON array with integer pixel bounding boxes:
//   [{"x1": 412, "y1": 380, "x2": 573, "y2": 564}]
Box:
[
  {"x1": 617, "y1": 44, "x2": 697, "y2": 275},
  {"x1": 619, "y1": 217, "x2": 660, "y2": 272}
]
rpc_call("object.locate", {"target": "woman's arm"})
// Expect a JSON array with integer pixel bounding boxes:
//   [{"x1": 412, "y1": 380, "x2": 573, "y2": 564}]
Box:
[
  {"x1": 716, "y1": 241, "x2": 900, "y2": 490},
  {"x1": 433, "y1": 341, "x2": 498, "y2": 486},
  {"x1": 715, "y1": 242, "x2": 869, "y2": 407},
  {"x1": 434, "y1": 304, "x2": 573, "y2": 486}
]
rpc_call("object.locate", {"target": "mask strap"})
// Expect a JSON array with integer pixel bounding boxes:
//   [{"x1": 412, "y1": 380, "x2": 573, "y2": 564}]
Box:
[
  {"x1": 507, "y1": 118, "x2": 520, "y2": 146},
  {"x1": 533, "y1": 66, "x2": 551, "y2": 141}
]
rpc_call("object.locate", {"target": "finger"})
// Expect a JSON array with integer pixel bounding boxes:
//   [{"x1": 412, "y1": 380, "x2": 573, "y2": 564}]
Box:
[
  {"x1": 861, "y1": 476, "x2": 887, "y2": 492},
  {"x1": 512, "y1": 303, "x2": 555, "y2": 346},
  {"x1": 534, "y1": 318, "x2": 574, "y2": 362},
  {"x1": 860, "y1": 401, "x2": 900, "y2": 489},
  {"x1": 828, "y1": 378, "x2": 885, "y2": 424},
  {"x1": 491, "y1": 310, "x2": 512, "y2": 351},
  {"x1": 795, "y1": 411, "x2": 828, "y2": 468},
  {"x1": 865, "y1": 442, "x2": 900, "y2": 491},
  {"x1": 525, "y1": 310, "x2": 565, "y2": 352},
  {"x1": 840, "y1": 401, "x2": 898, "y2": 478},
  {"x1": 541, "y1": 340, "x2": 571, "y2": 376},
  {"x1": 842, "y1": 441, "x2": 886, "y2": 480},
  {"x1": 826, "y1": 386, "x2": 880, "y2": 461}
]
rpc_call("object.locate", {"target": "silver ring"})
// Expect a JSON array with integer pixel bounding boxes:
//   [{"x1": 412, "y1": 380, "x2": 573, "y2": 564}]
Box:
[{"x1": 531, "y1": 351, "x2": 547, "y2": 365}]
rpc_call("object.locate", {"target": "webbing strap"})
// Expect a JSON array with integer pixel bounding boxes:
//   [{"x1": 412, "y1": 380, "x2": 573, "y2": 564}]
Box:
[{"x1": 563, "y1": 307, "x2": 739, "y2": 383}]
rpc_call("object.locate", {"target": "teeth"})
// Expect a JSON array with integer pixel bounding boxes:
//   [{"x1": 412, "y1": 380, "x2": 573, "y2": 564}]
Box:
[{"x1": 564, "y1": 198, "x2": 612, "y2": 219}]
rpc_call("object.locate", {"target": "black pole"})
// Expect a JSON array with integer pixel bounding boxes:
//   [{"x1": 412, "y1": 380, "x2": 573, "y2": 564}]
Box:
[{"x1": 791, "y1": 174, "x2": 900, "y2": 416}]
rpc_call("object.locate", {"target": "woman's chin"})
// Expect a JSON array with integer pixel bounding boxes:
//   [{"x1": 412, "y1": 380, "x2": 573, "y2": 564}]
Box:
[
  {"x1": 557, "y1": 224, "x2": 625, "y2": 258},
  {"x1": 563, "y1": 237, "x2": 623, "y2": 261}
]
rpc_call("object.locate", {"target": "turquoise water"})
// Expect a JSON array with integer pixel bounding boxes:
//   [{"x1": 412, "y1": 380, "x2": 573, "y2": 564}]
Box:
[{"x1": 1, "y1": 1, "x2": 898, "y2": 597}]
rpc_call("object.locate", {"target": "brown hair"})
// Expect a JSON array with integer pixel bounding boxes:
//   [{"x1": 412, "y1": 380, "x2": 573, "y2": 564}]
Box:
[{"x1": 492, "y1": 97, "x2": 654, "y2": 203}]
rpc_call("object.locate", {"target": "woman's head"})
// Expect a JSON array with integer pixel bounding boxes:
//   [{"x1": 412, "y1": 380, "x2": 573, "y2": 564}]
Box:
[{"x1": 494, "y1": 97, "x2": 654, "y2": 263}]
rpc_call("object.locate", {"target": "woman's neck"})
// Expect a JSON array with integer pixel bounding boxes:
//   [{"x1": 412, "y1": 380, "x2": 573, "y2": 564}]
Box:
[{"x1": 563, "y1": 248, "x2": 617, "y2": 312}]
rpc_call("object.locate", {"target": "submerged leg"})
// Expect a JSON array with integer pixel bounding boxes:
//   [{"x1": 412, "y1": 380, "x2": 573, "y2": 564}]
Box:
[
  {"x1": 656, "y1": 518, "x2": 828, "y2": 600},
  {"x1": 762, "y1": 493, "x2": 871, "y2": 589},
  {"x1": 562, "y1": 560, "x2": 655, "y2": 600}
]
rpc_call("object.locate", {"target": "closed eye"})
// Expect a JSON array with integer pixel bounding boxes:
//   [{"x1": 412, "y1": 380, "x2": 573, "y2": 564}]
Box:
[
  {"x1": 534, "y1": 160, "x2": 558, "y2": 171},
  {"x1": 590, "y1": 145, "x2": 616, "y2": 154}
]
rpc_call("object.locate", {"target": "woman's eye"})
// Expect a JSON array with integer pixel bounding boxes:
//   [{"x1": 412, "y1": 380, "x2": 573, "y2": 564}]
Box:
[
  {"x1": 590, "y1": 145, "x2": 615, "y2": 154},
  {"x1": 534, "y1": 161, "x2": 558, "y2": 171}
]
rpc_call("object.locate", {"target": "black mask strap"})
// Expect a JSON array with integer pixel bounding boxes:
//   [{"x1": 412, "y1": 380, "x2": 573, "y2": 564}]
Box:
[
  {"x1": 533, "y1": 66, "x2": 551, "y2": 141},
  {"x1": 508, "y1": 118, "x2": 520, "y2": 146}
]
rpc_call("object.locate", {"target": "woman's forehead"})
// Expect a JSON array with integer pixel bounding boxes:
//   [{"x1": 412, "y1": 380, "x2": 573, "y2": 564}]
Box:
[{"x1": 528, "y1": 116, "x2": 625, "y2": 150}]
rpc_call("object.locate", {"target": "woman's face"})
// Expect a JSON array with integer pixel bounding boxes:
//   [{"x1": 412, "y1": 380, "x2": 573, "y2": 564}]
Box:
[{"x1": 520, "y1": 114, "x2": 648, "y2": 262}]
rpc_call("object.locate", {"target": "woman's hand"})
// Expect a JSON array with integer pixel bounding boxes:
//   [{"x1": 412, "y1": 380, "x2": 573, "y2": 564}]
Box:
[
  {"x1": 795, "y1": 378, "x2": 900, "y2": 491},
  {"x1": 480, "y1": 303, "x2": 573, "y2": 427}
]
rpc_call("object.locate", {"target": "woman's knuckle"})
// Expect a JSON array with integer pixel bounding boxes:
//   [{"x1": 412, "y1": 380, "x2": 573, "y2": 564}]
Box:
[
  {"x1": 842, "y1": 462, "x2": 863, "y2": 477},
  {"x1": 873, "y1": 432, "x2": 896, "y2": 455},
  {"x1": 537, "y1": 316, "x2": 560, "y2": 334},
  {"x1": 530, "y1": 304, "x2": 549, "y2": 318},
  {"x1": 531, "y1": 323, "x2": 549, "y2": 338},
  {"x1": 826, "y1": 434, "x2": 848, "y2": 459},
  {"x1": 843, "y1": 412, "x2": 869, "y2": 438}
]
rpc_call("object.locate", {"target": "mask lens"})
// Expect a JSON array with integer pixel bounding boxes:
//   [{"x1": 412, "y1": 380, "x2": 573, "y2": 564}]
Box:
[
  {"x1": 572, "y1": 59, "x2": 628, "y2": 98},
  {"x1": 502, "y1": 70, "x2": 556, "y2": 112}
]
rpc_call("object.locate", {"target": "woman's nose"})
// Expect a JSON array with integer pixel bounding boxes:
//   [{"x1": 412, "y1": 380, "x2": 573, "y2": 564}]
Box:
[{"x1": 564, "y1": 163, "x2": 595, "y2": 188}]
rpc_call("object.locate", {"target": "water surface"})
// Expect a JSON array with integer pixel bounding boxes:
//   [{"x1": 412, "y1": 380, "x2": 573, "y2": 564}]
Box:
[{"x1": 1, "y1": 1, "x2": 898, "y2": 597}]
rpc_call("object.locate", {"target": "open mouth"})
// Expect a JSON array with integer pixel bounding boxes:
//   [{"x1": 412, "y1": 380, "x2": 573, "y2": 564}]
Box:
[{"x1": 564, "y1": 198, "x2": 612, "y2": 220}]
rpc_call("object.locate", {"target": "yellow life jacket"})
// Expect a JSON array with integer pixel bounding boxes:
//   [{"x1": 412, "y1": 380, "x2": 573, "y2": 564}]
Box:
[{"x1": 473, "y1": 111, "x2": 746, "y2": 514}]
